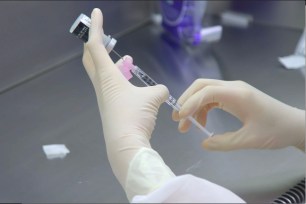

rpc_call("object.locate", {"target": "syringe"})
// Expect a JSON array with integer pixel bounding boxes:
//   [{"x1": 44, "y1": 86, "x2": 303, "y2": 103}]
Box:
[
  {"x1": 112, "y1": 50, "x2": 213, "y2": 137},
  {"x1": 70, "y1": 13, "x2": 213, "y2": 137}
]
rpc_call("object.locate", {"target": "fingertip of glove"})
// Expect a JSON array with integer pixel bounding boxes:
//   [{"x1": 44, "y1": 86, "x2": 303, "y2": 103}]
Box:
[
  {"x1": 178, "y1": 108, "x2": 189, "y2": 120},
  {"x1": 172, "y1": 111, "x2": 180, "y2": 121},
  {"x1": 156, "y1": 84, "x2": 169, "y2": 99},
  {"x1": 178, "y1": 118, "x2": 191, "y2": 133},
  {"x1": 92, "y1": 8, "x2": 102, "y2": 17},
  {"x1": 202, "y1": 138, "x2": 218, "y2": 150}
]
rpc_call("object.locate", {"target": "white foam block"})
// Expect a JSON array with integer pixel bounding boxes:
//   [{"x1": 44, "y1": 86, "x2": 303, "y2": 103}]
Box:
[
  {"x1": 221, "y1": 11, "x2": 253, "y2": 28},
  {"x1": 279, "y1": 55, "x2": 305, "y2": 69},
  {"x1": 42, "y1": 144, "x2": 70, "y2": 159},
  {"x1": 201, "y1": 26, "x2": 223, "y2": 43}
]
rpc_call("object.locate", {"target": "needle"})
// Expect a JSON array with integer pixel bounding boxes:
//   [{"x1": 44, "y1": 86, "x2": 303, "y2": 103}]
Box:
[
  {"x1": 111, "y1": 49, "x2": 213, "y2": 137},
  {"x1": 112, "y1": 49, "x2": 124, "y2": 60}
]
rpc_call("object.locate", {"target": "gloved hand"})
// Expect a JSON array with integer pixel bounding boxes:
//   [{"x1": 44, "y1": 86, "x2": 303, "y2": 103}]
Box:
[
  {"x1": 83, "y1": 8, "x2": 174, "y2": 201},
  {"x1": 172, "y1": 79, "x2": 305, "y2": 152}
]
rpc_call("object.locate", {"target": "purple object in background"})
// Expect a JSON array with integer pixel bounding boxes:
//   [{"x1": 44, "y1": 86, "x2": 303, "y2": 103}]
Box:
[{"x1": 160, "y1": 0, "x2": 207, "y2": 45}]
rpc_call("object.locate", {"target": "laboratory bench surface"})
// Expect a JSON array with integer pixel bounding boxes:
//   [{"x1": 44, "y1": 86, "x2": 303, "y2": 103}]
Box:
[{"x1": 0, "y1": 22, "x2": 305, "y2": 203}]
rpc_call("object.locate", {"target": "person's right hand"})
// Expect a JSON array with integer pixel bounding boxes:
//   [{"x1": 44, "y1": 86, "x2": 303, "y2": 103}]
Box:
[{"x1": 172, "y1": 79, "x2": 305, "y2": 152}]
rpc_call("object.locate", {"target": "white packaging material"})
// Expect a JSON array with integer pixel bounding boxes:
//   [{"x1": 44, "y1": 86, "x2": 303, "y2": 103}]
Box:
[
  {"x1": 279, "y1": 29, "x2": 305, "y2": 70},
  {"x1": 42, "y1": 144, "x2": 70, "y2": 159},
  {"x1": 279, "y1": 55, "x2": 305, "y2": 69},
  {"x1": 151, "y1": 13, "x2": 162, "y2": 25},
  {"x1": 201, "y1": 25, "x2": 223, "y2": 43},
  {"x1": 295, "y1": 29, "x2": 305, "y2": 56},
  {"x1": 221, "y1": 11, "x2": 253, "y2": 28}
]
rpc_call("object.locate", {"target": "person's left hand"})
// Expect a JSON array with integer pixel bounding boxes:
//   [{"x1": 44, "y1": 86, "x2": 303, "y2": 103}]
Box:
[{"x1": 83, "y1": 8, "x2": 170, "y2": 188}]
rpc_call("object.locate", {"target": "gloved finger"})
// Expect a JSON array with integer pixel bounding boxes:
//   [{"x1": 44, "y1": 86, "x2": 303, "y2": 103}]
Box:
[
  {"x1": 179, "y1": 102, "x2": 218, "y2": 133},
  {"x1": 173, "y1": 79, "x2": 224, "y2": 122},
  {"x1": 87, "y1": 8, "x2": 114, "y2": 68},
  {"x1": 87, "y1": 9, "x2": 127, "y2": 84},
  {"x1": 179, "y1": 86, "x2": 247, "y2": 121},
  {"x1": 177, "y1": 79, "x2": 225, "y2": 107},
  {"x1": 178, "y1": 118, "x2": 192, "y2": 133},
  {"x1": 88, "y1": 8, "x2": 103, "y2": 44},
  {"x1": 172, "y1": 110, "x2": 180, "y2": 121},
  {"x1": 145, "y1": 84, "x2": 170, "y2": 106},
  {"x1": 202, "y1": 128, "x2": 247, "y2": 151},
  {"x1": 195, "y1": 108, "x2": 207, "y2": 128},
  {"x1": 82, "y1": 44, "x2": 96, "y2": 80},
  {"x1": 194, "y1": 103, "x2": 218, "y2": 127}
]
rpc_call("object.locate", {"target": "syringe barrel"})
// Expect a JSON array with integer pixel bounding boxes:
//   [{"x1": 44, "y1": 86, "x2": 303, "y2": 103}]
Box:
[{"x1": 69, "y1": 13, "x2": 117, "y2": 53}]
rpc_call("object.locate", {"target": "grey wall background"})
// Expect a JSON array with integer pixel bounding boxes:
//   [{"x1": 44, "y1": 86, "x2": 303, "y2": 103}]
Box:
[
  {"x1": 0, "y1": 1, "x2": 304, "y2": 94},
  {"x1": 230, "y1": 0, "x2": 305, "y2": 29},
  {"x1": 0, "y1": 1, "x2": 150, "y2": 93}
]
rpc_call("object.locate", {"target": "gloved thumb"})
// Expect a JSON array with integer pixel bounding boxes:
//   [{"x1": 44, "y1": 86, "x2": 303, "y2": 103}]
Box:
[
  {"x1": 87, "y1": 8, "x2": 129, "y2": 87},
  {"x1": 144, "y1": 85, "x2": 170, "y2": 108},
  {"x1": 87, "y1": 9, "x2": 113, "y2": 67},
  {"x1": 202, "y1": 129, "x2": 247, "y2": 151}
]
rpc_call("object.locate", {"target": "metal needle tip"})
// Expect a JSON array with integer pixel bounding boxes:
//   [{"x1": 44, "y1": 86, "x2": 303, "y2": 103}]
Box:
[{"x1": 112, "y1": 49, "x2": 124, "y2": 60}]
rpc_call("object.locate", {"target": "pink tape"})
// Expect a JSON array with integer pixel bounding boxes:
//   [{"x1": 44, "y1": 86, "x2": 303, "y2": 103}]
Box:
[{"x1": 118, "y1": 56, "x2": 133, "y2": 80}]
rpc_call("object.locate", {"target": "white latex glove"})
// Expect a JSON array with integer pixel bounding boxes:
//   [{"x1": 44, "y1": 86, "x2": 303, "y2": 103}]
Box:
[
  {"x1": 83, "y1": 9, "x2": 174, "y2": 200},
  {"x1": 172, "y1": 79, "x2": 305, "y2": 152}
]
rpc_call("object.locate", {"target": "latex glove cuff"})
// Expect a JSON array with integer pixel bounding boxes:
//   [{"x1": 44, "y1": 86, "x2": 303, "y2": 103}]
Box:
[{"x1": 125, "y1": 147, "x2": 176, "y2": 201}]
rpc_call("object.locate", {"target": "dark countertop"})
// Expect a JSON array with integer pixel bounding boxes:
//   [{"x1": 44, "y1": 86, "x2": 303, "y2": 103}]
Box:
[{"x1": 0, "y1": 23, "x2": 304, "y2": 203}]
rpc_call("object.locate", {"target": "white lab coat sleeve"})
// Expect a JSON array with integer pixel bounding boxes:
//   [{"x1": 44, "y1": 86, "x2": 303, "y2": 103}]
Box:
[{"x1": 131, "y1": 174, "x2": 246, "y2": 203}]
